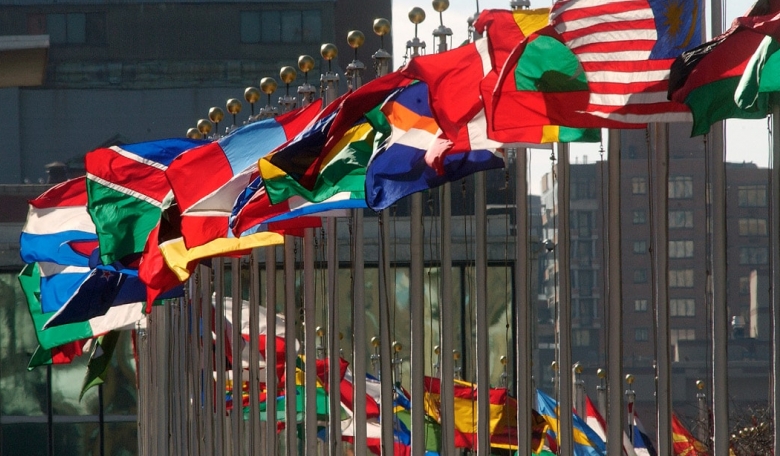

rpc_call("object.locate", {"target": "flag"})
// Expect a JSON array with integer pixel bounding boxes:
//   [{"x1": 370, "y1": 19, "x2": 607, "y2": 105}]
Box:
[
  {"x1": 474, "y1": 10, "x2": 601, "y2": 142},
  {"x1": 43, "y1": 265, "x2": 181, "y2": 328},
  {"x1": 423, "y1": 376, "x2": 545, "y2": 451},
  {"x1": 166, "y1": 100, "x2": 321, "y2": 248},
  {"x1": 585, "y1": 395, "x2": 637, "y2": 456},
  {"x1": 28, "y1": 340, "x2": 86, "y2": 370},
  {"x1": 548, "y1": 0, "x2": 703, "y2": 125},
  {"x1": 671, "y1": 413, "x2": 709, "y2": 455},
  {"x1": 631, "y1": 411, "x2": 658, "y2": 456},
  {"x1": 229, "y1": 175, "x2": 353, "y2": 238},
  {"x1": 259, "y1": 104, "x2": 387, "y2": 206},
  {"x1": 20, "y1": 177, "x2": 96, "y2": 266},
  {"x1": 364, "y1": 82, "x2": 504, "y2": 211},
  {"x1": 258, "y1": 95, "x2": 346, "y2": 201},
  {"x1": 20, "y1": 263, "x2": 144, "y2": 351},
  {"x1": 668, "y1": 2, "x2": 780, "y2": 136},
  {"x1": 79, "y1": 330, "x2": 121, "y2": 401},
  {"x1": 137, "y1": 203, "x2": 286, "y2": 308},
  {"x1": 221, "y1": 296, "x2": 299, "y2": 383},
  {"x1": 401, "y1": 11, "x2": 598, "y2": 152},
  {"x1": 536, "y1": 389, "x2": 606, "y2": 456},
  {"x1": 85, "y1": 138, "x2": 204, "y2": 265}
]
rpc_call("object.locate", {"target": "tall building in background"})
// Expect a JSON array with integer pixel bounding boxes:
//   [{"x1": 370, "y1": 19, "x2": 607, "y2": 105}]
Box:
[
  {"x1": 0, "y1": 0, "x2": 391, "y2": 184},
  {"x1": 539, "y1": 124, "x2": 772, "y2": 434},
  {"x1": 0, "y1": 2, "x2": 390, "y2": 454}
]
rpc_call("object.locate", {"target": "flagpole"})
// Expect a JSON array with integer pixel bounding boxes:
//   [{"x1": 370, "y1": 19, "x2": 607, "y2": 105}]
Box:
[
  {"x1": 261, "y1": 69, "x2": 298, "y2": 456},
  {"x1": 200, "y1": 265, "x2": 215, "y2": 455},
  {"x1": 407, "y1": 9, "x2": 427, "y2": 456},
  {"x1": 772, "y1": 103, "x2": 780, "y2": 456},
  {"x1": 230, "y1": 258, "x2": 243, "y2": 454},
  {"x1": 707, "y1": 1, "x2": 730, "y2": 454},
  {"x1": 320, "y1": 42, "x2": 344, "y2": 456},
  {"x1": 514, "y1": 146, "x2": 532, "y2": 455},
  {"x1": 248, "y1": 251, "x2": 261, "y2": 455},
  {"x1": 606, "y1": 129, "x2": 625, "y2": 456},
  {"x1": 346, "y1": 30, "x2": 368, "y2": 456},
  {"x1": 556, "y1": 143, "x2": 574, "y2": 456},
  {"x1": 283, "y1": 234, "x2": 297, "y2": 456},
  {"x1": 214, "y1": 258, "x2": 227, "y2": 456},
  {"x1": 653, "y1": 123, "x2": 672, "y2": 456},
  {"x1": 264, "y1": 247, "x2": 278, "y2": 456},
  {"x1": 373, "y1": 35, "x2": 396, "y2": 456},
  {"x1": 434, "y1": 6, "x2": 456, "y2": 455}
]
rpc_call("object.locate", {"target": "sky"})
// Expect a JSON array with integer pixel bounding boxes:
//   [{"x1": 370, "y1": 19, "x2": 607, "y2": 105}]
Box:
[{"x1": 388, "y1": 0, "x2": 767, "y2": 194}]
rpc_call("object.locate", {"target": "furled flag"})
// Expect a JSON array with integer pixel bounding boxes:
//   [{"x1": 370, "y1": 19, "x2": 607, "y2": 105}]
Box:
[
  {"x1": 671, "y1": 413, "x2": 709, "y2": 455},
  {"x1": 166, "y1": 100, "x2": 321, "y2": 249},
  {"x1": 79, "y1": 329, "x2": 121, "y2": 401},
  {"x1": 364, "y1": 82, "x2": 504, "y2": 211},
  {"x1": 20, "y1": 263, "x2": 144, "y2": 351},
  {"x1": 585, "y1": 395, "x2": 637, "y2": 456},
  {"x1": 536, "y1": 389, "x2": 606, "y2": 456},
  {"x1": 85, "y1": 138, "x2": 205, "y2": 266},
  {"x1": 20, "y1": 177, "x2": 96, "y2": 267},
  {"x1": 548, "y1": 0, "x2": 704, "y2": 125},
  {"x1": 668, "y1": 0, "x2": 780, "y2": 135}
]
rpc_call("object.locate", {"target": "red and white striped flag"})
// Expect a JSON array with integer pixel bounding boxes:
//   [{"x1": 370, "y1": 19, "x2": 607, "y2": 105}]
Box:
[{"x1": 550, "y1": 0, "x2": 703, "y2": 124}]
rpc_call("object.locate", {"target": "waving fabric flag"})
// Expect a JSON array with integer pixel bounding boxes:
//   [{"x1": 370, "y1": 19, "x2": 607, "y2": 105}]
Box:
[
  {"x1": 20, "y1": 263, "x2": 145, "y2": 351},
  {"x1": 631, "y1": 411, "x2": 658, "y2": 456},
  {"x1": 536, "y1": 389, "x2": 606, "y2": 456},
  {"x1": 365, "y1": 82, "x2": 505, "y2": 211},
  {"x1": 423, "y1": 376, "x2": 545, "y2": 452},
  {"x1": 28, "y1": 340, "x2": 86, "y2": 370},
  {"x1": 474, "y1": 9, "x2": 602, "y2": 141},
  {"x1": 668, "y1": 1, "x2": 780, "y2": 136},
  {"x1": 549, "y1": 0, "x2": 703, "y2": 125},
  {"x1": 85, "y1": 138, "x2": 204, "y2": 265},
  {"x1": 166, "y1": 100, "x2": 321, "y2": 248},
  {"x1": 585, "y1": 395, "x2": 637, "y2": 456},
  {"x1": 671, "y1": 413, "x2": 709, "y2": 455},
  {"x1": 20, "y1": 177, "x2": 96, "y2": 266}
]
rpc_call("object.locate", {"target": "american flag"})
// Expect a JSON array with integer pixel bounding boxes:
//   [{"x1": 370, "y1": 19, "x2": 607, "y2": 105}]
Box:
[{"x1": 551, "y1": 0, "x2": 703, "y2": 124}]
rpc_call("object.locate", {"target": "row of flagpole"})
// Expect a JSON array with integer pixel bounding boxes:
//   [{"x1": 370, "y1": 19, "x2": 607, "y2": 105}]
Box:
[{"x1": 129, "y1": 1, "x2": 776, "y2": 455}]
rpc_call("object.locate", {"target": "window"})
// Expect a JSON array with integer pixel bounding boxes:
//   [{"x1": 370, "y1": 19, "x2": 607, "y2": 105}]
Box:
[
  {"x1": 28, "y1": 13, "x2": 106, "y2": 45},
  {"x1": 669, "y1": 210, "x2": 693, "y2": 229},
  {"x1": 670, "y1": 298, "x2": 695, "y2": 317},
  {"x1": 739, "y1": 276, "x2": 750, "y2": 295},
  {"x1": 241, "y1": 10, "x2": 322, "y2": 44},
  {"x1": 669, "y1": 176, "x2": 693, "y2": 199},
  {"x1": 571, "y1": 211, "x2": 593, "y2": 237},
  {"x1": 571, "y1": 177, "x2": 595, "y2": 200},
  {"x1": 632, "y1": 177, "x2": 647, "y2": 194},
  {"x1": 671, "y1": 328, "x2": 696, "y2": 343},
  {"x1": 738, "y1": 218, "x2": 767, "y2": 236},
  {"x1": 634, "y1": 299, "x2": 648, "y2": 312},
  {"x1": 634, "y1": 269, "x2": 648, "y2": 283},
  {"x1": 633, "y1": 210, "x2": 646, "y2": 224},
  {"x1": 738, "y1": 185, "x2": 767, "y2": 207},
  {"x1": 740, "y1": 247, "x2": 768, "y2": 264},
  {"x1": 669, "y1": 269, "x2": 694, "y2": 288},
  {"x1": 635, "y1": 327, "x2": 649, "y2": 341},
  {"x1": 672, "y1": 328, "x2": 696, "y2": 361},
  {"x1": 573, "y1": 329, "x2": 591, "y2": 347},
  {"x1": 669, "y1": 240, "x2": 694, "y2": 258},
  {"x1": 633, "y1": 241, "x2": 647, "y2": 254}
]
